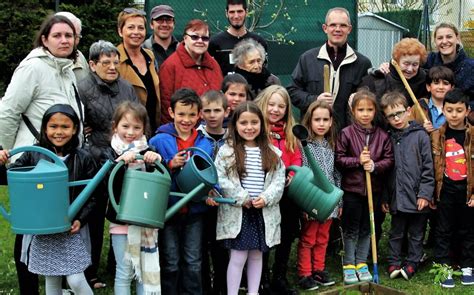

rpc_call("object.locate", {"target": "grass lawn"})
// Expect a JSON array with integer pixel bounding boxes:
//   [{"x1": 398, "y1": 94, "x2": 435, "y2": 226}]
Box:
[{"x1": 0, "y1": 186, "x2": 471, "y2": 294}]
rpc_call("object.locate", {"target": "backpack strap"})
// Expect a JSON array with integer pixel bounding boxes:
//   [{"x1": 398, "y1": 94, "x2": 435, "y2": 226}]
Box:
[{"x1": 21, "y1": 114, "x2": 40, "y2": 141}]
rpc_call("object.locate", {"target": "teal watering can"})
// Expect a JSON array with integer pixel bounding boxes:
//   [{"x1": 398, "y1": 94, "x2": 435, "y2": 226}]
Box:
[
  {"x1": 108, "y1": 148, "x2": 233, "y2": 229},
  {"x1": 286, "y1": 125, "x2": 343, "y2": 222},
  {"x1": 0, "y1": 145, "x2": 114, "y2": 234}
]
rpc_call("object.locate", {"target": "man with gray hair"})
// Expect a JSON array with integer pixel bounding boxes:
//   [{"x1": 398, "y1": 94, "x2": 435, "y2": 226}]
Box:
[
  {"x1": 288, "y1": 7, "x2": 372, "y2": 130},
  {"x1": 77, "y1": 40, "x2": 137, "y2": 290},
  {"x1": 143, "y1": 4, "x2": 179, "y2": 70},
  {"x1": 55, "y1": 11, "x2": 89, "y2": 82}
]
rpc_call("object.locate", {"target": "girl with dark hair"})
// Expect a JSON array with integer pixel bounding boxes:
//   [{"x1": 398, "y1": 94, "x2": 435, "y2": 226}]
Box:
[
  {"x1": 214, "y1": 102, "x2": 285, "y2": 295},
  {"x1": 0, "y1": 104, "x2": 97, "y2": 295}
]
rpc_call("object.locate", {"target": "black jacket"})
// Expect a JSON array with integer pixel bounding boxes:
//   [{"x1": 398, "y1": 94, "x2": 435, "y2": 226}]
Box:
[
  {"x1": 78, "y1": 73, "x2": 138, "y2": 160},
  {"x1": 0, "y1": 147, "x2": 98, "y2": 226},
  {"x1": 386, "y1": 122, "x2": 434, "y2": 213}
]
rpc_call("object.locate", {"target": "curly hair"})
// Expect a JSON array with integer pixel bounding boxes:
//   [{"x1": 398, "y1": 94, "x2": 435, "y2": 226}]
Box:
[{"x1": 392, "y1": 38, "x2": 427, "y2": 65}]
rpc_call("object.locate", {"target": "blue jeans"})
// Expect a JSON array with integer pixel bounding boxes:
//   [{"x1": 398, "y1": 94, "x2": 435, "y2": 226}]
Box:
[
  {"x1": 111, "y1": 234, "x2": 144, "y2": 295},
  {"x1": 160, "y1": 214, "x2": 203, "y2": 295}
]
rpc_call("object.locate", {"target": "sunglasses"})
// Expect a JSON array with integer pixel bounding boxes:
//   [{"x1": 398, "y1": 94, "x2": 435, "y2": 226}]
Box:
[
  {"x1": 185, "y1": 33, "x2": 210, "y2": 42},
  {"x1": 122, "y1": 8, "x2": 146, "y2": 16}
]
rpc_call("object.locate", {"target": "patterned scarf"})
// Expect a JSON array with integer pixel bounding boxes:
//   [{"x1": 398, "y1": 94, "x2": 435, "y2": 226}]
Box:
[{"x1": 111, "y1": 133, "x2": 161, "y2": 293}]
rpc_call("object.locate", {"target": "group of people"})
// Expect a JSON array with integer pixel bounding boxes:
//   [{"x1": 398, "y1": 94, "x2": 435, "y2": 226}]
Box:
[{"x1": 0, "y1": 0, "x2": 473, "y2": 294}]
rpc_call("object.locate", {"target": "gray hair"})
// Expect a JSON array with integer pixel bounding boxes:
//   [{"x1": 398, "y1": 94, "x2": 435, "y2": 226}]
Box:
[
  {"x1": 55, "y1": 11, "x2": 82, "y2": 33},
  {"x1": 232, "y1": 38, "x2": 266, "y2": 67},
  {"x1": 88, "y1": 40, "x2": 120, "y2": 61},
  {"x1": 325, "y1": 7, "x2": 351, "y2": 25}
]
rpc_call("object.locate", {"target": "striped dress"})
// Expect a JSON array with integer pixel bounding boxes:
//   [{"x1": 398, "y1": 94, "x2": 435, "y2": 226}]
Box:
[{"x1": 223, "y1": 146, "x2": 269, "y2": 252}]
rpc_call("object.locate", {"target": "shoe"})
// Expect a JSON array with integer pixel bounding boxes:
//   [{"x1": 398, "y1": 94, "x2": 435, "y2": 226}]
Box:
[
  {"x1": 388, "y1": 265, "x2": 401, "y2": 279},
  {"x1": 88, "y1": 278, "x2": 106, "y2": 289},
  {"x1": 440, "y1": 272, "x2": 455, "y2": 288},
  {"x1": 62, "y1": 290, "x2": 73, "y2": 295},
  {"x1": 400, "y1": 264, "x2": 415, "y2": 280},
  {"x1": 298, "y1": 276, "x2": 319, "y2": 291},
  {"x1": 356, "y1": 263, "x2": 373, "y2": 282},
  {"x1": 461, "y1": 267, "x2": 474, "y2": 285},
  {"x1": 312, "y1": 270, "x2": 335, "y2": 286},
  {"x1": 343, "y1": 265, "x2": 359, "y2": 285}
]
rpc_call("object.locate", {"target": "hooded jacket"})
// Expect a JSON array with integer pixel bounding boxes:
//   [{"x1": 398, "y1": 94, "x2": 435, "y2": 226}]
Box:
[
  {"x1": 149, "y1": 123, "x2": 213, "y2": 215},
  {"x1": 287, "y1": 43, "x2": 372, "y2": 130},
  {"x1": 335, "y1": 122, "x2": 394, "y2": 196},
  {"x1": 0, "y1": 48, "x2": 82, "y2": 151},
  {"x1": 159, "y1": 44, "x2": 223, "y2": 125},
  {"x1": 386, "y1": 122, "x2": 434, "y2": 213}
]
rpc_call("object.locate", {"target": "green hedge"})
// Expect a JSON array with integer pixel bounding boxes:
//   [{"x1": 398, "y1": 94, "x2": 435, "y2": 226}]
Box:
[{"x1": 376, "y1": 10, "x2": 422, "y2": 38}]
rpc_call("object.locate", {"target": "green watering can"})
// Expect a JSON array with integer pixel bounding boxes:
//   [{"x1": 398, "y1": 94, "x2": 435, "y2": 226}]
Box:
[
  {"x1": 286, "y1": 125, "x2": 343, "y2": 222},
  {"x1": 0, "y1": 145, "x2": 114, "y2": 234},
  {"x1": 108, "y1": 147, "x2": 233, "y2": 229}
]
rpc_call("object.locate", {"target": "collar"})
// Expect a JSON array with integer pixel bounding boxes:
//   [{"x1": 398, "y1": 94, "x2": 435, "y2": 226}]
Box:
[
  {"x1": 176, "y1": 43, "x2": 214, "y2": 69},
  {"x1": 325, "y1": 42, "x2": 347, "y2": 57},
  {"x1": 92, "y1": 72, "x2": 120, "y2": 95}
]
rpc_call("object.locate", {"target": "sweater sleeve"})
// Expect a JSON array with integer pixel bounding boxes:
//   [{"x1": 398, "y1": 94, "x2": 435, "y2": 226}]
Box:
[
  {"x1": 260, "y1": 160, "x2": 285, "y2": 207},
  {"x1": 158, "y1": 62, "x2": 176, "y2": 125},
  {"x1": 373, "y1": 134, "x2": 394, "y2": 174},
  {"x1": 215, "y1": 147, "x2": 250, "y2": 206},
  {"x1": 335, "y1": 132, "x2": 361, "y2": 170},
  {"x1": 287, "y1": 55, "x2": 318, "y2": 113},
  {"x1": 417, "y1": 132, "x2": 435, "y2": 201}
]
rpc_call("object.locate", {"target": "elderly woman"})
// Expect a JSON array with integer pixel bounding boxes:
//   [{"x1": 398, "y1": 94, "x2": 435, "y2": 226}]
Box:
[
  {"x1": 0, "y1": 14, "x2": 83, "y2": 294},
  {"x1": 233, "y1": 38, "x2": 280, "y2": 97},
  {"x1": 77, "y1": 40, "x2": 138, "y2": 289},
  {"x1": 159, "y1": 19, "x2": 223, "y2": 125},
  {"x1": 116, "y1": 8, "x2": 161, "y2": 132}
]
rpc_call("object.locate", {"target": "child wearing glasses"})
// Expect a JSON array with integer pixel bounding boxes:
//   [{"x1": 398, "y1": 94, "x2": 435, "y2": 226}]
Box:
[{"x1": 380, "y1": 92, "x2": 434, "y2": 281}]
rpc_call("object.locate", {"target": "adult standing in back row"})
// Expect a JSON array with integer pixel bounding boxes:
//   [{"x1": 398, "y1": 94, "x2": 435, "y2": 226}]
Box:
[
  {"x1": 287, "y1": 7, "x2": 371, "y2": 130},
  {"x1": 209, "y1": 0, "x2": 268, "y2": 76}
]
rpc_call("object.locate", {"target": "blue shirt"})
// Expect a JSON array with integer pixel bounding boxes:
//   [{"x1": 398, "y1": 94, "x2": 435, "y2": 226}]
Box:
[{"x1": 428, "y1": 97, "x2": 445, "y2": 129}]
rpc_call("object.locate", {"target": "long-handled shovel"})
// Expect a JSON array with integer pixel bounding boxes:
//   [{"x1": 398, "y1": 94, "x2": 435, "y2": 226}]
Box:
[{"x1": 365, "y1": 135, "x2": 380, "y2": 284}]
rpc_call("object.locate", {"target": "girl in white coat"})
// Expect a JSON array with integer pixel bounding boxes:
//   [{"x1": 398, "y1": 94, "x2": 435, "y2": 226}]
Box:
[{"x1": 214, "y1": 102, "x2": 285, "y2": 295}]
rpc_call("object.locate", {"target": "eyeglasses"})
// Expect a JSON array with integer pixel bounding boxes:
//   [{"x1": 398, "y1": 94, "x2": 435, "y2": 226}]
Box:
[
  {"x1": 185, "y1": 33, "x2": 210, "y2": 42},
  {"x1": 97, "y1": 60, "x2": 120, "y2": 67},
  {"x1": 326, "y1": 23, "x2": 350, "y2": 30},
  {"x1": 385, "y1": 110, "x2": 406, "y2": 121},
  {"x1": 122, "y1": 8, "x2": 146, "y2": 16},
  {"x1": 155, "y1": 17, "x2": 174, "y2": 24}
]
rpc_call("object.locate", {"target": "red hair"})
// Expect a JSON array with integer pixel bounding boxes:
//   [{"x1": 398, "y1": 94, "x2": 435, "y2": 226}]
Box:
[{"x1": 392, "y1": 38, "x2": 427, "y2": 64}]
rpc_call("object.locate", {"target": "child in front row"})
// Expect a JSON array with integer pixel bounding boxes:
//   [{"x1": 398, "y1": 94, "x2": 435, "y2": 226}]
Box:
[
  {"x1": 0, "y1": 104, "x2": 96, "y2": 294},
  {"x1": 215, "y1": 102, "x2": 285, "y2": 295},
  {"x1": 149, "y1": 88, "x2": 213, "y2": 295},
  {"x1": 431, "y1": 88, "x2": 474, "y2": 288},
  {"x1": 379, "y1": 92, "x2": 434, "y2": 280},
  {"x1": 297, "y1": 100, "x2": 341, "y2": 290},
  {"x1": 335, "y1": 89, "x2": 394, "y2": 284},
  {"x1": 197, "y1": 90, "x2": 230, "y2": 295},
  {"x1": 103, "y1": 101, "x2": 161, "y2": 294}
]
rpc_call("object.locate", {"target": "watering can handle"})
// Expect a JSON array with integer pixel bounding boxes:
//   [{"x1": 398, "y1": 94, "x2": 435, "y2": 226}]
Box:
[
  {"x1": 8, "y1": 146, "x2": 66, "y2": 168},
  {"x1": 134, "y1": 155, "x2": 168, "y2": 173},
  {"x1": 184, "y1": 147, "x2": 214, "y2": 166}
]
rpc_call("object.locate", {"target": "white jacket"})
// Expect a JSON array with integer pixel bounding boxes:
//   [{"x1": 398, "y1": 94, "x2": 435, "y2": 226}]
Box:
[
  {"x1": 215, "y1": 143, "x2": 286, "y2": 248},
  {"x1": 0, "y1": 48, "x2": 83, "y2": 151}
]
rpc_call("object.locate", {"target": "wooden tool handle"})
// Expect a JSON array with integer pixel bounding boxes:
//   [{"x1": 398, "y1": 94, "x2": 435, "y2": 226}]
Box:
[
  {"x1": 323, "y1": 64, "x2": 330, "y2": 93},
  {"x1": 390, "y1": 60, "x2": 428, "y2": 122}
]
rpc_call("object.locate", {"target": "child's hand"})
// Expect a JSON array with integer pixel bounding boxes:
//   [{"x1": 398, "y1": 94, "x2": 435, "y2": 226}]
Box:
[
  {"x1": 363, "y1": 160, "x2": 374, "y2": 172},
  {"x1": 252, "y1": 196, "x2": 266, "y2": 209},
  {"x1": 429, "y1": 200, "x2": 437, "y2": 210},
  {"x1": 0, "y1": 150, "x2": 10, "y2": 165},
  {"x1": 143, "y1": 151, "x2": 161, "y2": 163},
  {"x1": 243, "y1": 199, "x2": 253, "y2": 209},
  {"x1": 116, "y1": 151, "x2": 137, "y2": 164},
  {"x1": 70, "y1": 220, "x2": 81, "y2": 234},
  {"x1": 417, "y1": 198, "x2": 429, "y2": 211},
  {"x1": 338, "y1": 207, "x2": 343, "y2": 219},
  {"x1": 423, "y1": 120, "x2": 435, "y2": 133},
  {"x1": 285, "y1": 174, "x2": 294, "y2": 187},
  {"x1": 381, "y1": 203, "x2": 390, "y2": 213},
  {"x1": 360, "y1": 150, "x2": 371, "y2": 165},
  {"x1": 467, "y1": 197, "x2": 474, "y2": 207},
  {"x1": 206, "y1": 197, "x2": 219, "y2": 206},
  {"x1": 170, "y1": 150, "x2": 188, "y2": 169}
]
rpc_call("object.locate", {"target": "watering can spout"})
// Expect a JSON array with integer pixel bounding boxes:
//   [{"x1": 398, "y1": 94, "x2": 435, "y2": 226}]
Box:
[
  {"x1": 67, "y1": 160, "x2": 114, "y2": 220},
  {"x1": 0, "y1": 205, "x2": 10, "y2": 222},
  {"x1": 165, "y1": 183, "x2": 206, "y2": 221}
]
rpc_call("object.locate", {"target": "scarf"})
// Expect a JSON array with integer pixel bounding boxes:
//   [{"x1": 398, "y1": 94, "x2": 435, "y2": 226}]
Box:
[
  {"x1": 234, "y1": 66, "x2": 271, "y2": 96},
  {"x1": 111, "y1": 133, "x2": 161, "y2": 293},
  {"x1": 270, "y1": 122, "x2": 286, "y2": 140}
]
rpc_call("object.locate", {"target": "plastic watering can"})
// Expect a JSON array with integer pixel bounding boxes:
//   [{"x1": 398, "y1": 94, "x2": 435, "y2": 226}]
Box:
[
  {"x1": 0, "y1": 145, "x2": 114, "y2": 234},
  {"x1": 286, "y1": 125, "x2": 343, "y2": 222}
]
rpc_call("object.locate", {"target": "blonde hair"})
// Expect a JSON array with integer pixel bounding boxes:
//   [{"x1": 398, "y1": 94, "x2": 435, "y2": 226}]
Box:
[{"x1": 254, "y1": 85, "x2": 298, "y2": 153}]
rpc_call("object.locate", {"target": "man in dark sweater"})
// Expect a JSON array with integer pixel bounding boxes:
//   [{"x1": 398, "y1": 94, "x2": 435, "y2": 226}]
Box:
[
  {"x1": 287, "y1": 7, "x2": 372, "y2": 130},
  {"x1": 208, "y1": 0, "x2": 267, "y2": 76}
]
